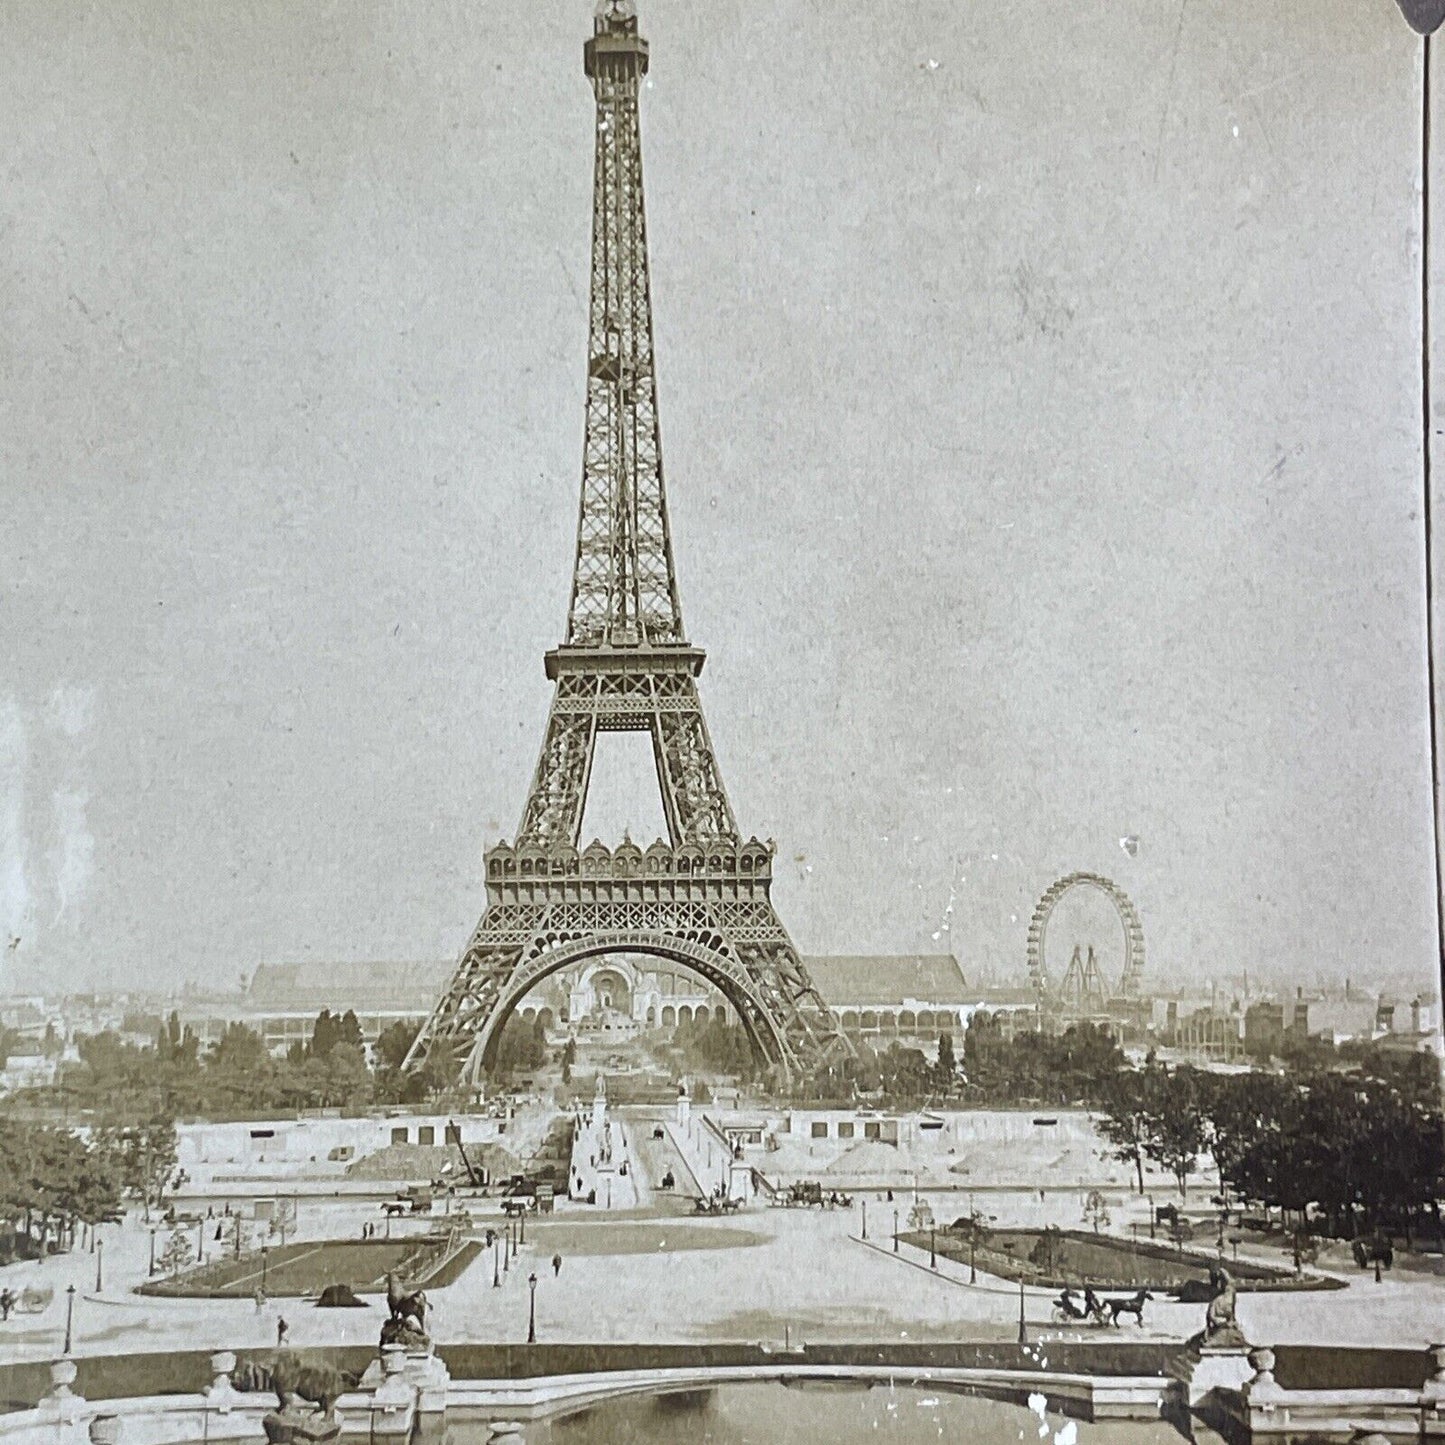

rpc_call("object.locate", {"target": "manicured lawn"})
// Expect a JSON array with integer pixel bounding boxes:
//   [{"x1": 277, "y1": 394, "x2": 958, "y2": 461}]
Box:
[
  {"x1": 139, "y1": 1235, "x2": 474, "y2": 1299},
  {"x1": 904, "y1": 1228, "x2": 1328, "y2": 1292}
]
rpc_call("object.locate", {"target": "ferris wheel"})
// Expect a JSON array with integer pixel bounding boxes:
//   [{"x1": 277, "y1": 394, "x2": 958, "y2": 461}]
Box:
[{"x1": 1025, "y1": 872, "x2": 1145, "y2": 1003}]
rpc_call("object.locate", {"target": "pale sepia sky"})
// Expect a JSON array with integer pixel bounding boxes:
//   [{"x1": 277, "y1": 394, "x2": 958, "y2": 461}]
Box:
[{"x1": 2, "y1": 1, "x2": 1439, "y2": 999}]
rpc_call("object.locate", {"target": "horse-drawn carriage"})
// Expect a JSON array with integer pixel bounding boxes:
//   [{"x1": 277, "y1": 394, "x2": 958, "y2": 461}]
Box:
[
  {"x1": 780, "y1": 1181, "x2": 825, "y2": 1208},
  {"x1": 693, "y1": 1194, "x2": 741, "y2": 1215},
  {"x1": 1050, "y1": 1286, "x2": 1153, "y2": 1328}
]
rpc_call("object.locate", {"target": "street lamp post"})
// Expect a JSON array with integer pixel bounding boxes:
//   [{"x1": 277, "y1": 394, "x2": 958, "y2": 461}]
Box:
[
  {"x1": 261, "y1": 1245, "x2": 269, "y2": 1294},
  {"x1": 492, "y1": 1238, "x2": 501, "y2": 1289},
  {"x1": 892, "y1": 1209, "x2": 899, "y2": 1253},
  {"x1": 969, "y1": 1232, "x2": 977, "y2": 1285},
  {"x1": 861, "y1": 1200, "x2": 868, "y2": 1240},
  {"x1": 527, "y1": 1272, "x2": 538, "y2": 1344},
  {"x1": 148, "y1": 1228, "x2": 157, "y2": 1277},
  {"x1": 196, "y1": 1217, "x2": 205, "y2": 1266},
  {"x1": 519, "y1": 1208, "x2": 525, "y2": 1246},
  {"x1": 95, "y1": 1239, "x2": 103, "y2": 1294},
  {"x1": 930, "y1": 1227, "x2": 937, "y2": 1270},
  {"x1": 504, "y1": 1228, "x2": 510, "y2": 1274},
  {"x1": 1017, "y1": 1277, "x2": 1027, "y2": 1345},
  {"x1": 63, "y1": 1285, "x2": 75, "y2": 1354}
]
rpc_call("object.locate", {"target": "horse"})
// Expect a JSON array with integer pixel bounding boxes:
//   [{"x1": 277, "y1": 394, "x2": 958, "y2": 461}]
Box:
[
  {"x1": 1103, "y1": 1289, "x2": 1153, "y2": 1327},
  {"x1": 385, "y1": 1272, "x2": 427, "y2": 1332}
]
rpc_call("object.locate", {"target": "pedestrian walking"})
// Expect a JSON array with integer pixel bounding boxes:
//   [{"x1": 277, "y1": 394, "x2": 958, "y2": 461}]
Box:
[
  {"x1": 276, "y1": 1317, "x2": 288, "y2": 1347},
  {"x1": 552, "y1": 1252, "x2": 562, "y2": 1277}
]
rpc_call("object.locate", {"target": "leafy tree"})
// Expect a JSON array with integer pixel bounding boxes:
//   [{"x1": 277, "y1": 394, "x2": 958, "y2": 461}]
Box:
[
  {"x1": 374, "y1": 1020, "x2": 421, "y2": 1073},
  {"x1": 1194, "y1": 1069, "x2": 1291, "y2": 1195},
  {"x1": 494, "y1": 1015, "x2": 546, "y2": 1074},
  {"x1": 670, "y1": 1017, "x2": 756, "y2": 1078},
  {"x1": 934, "y1": 1033, "x2": 958, "y2": 1092},
  {"x1": 155, "y1": 1012, "x2": 199, "y2": 1067},
  {"x1": 323, "y1": 1044, "x2": 372, "y2": 1108},
  {"x1": 1095, "y1": 1061, "x2": 1164, "y2": 1193},
  {"x1": 209, "y1": 1022, "x2": 269, "y2": 1074},
  {"x1": 1142, "y1": 1067, "x2": 1208, "y2": 1199},
  {"x1": 159, "y1": 1226, "x2": 193, "y2": 1277}
]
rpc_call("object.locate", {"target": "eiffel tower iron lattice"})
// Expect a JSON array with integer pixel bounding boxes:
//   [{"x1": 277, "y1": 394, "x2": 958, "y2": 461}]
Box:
[{"x1": 406, "y1": 1, "x2": 851, "y2": 1087}]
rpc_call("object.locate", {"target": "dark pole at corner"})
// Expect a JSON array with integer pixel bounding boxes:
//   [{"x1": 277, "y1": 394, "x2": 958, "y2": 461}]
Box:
[
  {"x1": 528, "y1": 1272, "x2": 538, "y2": 1344},
  {"x1": 1423, "y1": 27, "x2": 1445, "y2": 967},
  {"x1": 1017, "y1": 1276, "x2": 1027, "y2": 1345},
  {"x1": 63, "y1": 1285, "x2": 75, "y2": 1355}
]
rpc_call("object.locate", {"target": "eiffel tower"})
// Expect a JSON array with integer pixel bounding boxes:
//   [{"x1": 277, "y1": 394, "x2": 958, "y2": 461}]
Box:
[{"x1": 406, "y1": 0, "x2": 851, "y2": 1087}]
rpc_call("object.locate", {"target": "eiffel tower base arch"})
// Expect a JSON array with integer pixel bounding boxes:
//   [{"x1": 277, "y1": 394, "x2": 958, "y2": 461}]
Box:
[
  {"x1": 405, "y1": 840, "x2": 850, "y2": 1089},
  {"x1": 463, "y1": 933, "x2": 791, "y2": 1082}
]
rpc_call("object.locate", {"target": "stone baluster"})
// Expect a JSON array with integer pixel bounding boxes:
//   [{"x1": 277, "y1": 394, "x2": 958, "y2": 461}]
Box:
[
  {"x1": 1425, "y1": 1343, "x2": 1445, "y2": 1402},
  {"x1": 206, "y1": 1349, "x2": 239, "y2": 1410},
  {"x1": 1244, "y1": 1346, "x2": 1282, "y2": 1405},
  {"x1": 45, "y1": 1357, "x2": 83, "y2": 1424}
]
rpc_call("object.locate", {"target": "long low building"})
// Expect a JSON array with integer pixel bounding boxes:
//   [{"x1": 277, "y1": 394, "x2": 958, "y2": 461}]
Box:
[{"x1": 177, "y1": 953, "x2": 1008, "y2": 1056}]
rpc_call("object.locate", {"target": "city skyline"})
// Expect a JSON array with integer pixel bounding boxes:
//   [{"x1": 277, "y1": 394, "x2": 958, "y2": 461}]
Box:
[{"x1": 3, "y1": 1, "x2": 1439, "y2": 999}]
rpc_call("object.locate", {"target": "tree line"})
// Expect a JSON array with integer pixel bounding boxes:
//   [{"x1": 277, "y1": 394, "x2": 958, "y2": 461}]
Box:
[
  {"x1": 0, "y1": 1115, "x2": 178, "y2": 1262},
  {"x1": 1094, "y1": 1049, "x2": 1443, "y2": 1243}
]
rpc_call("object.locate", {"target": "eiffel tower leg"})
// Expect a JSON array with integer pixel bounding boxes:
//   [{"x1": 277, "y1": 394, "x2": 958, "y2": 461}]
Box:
[
  {"x1": 727, "y1": 935, "x2": 853, "y2": 1076},
  {"x1": 517, "y1": 691, "x2": 598, "y2": 848},
  {"x1": 652, "y1": 686, "x2": 737, "y2": 845},
  {"x1": 403, "y1": 920, "x2": 536, "y2": 1084}
]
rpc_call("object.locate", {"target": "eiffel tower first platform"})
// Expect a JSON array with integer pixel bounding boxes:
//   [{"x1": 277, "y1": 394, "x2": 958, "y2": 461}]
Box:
[{"x1": 406, "y1": 1, "x2": 852, "y2": 1087}]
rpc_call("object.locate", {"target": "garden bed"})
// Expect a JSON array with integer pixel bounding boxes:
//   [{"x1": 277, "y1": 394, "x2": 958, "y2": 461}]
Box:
[
  {"x1": 904, "y1": 1227, "x2": 1341, "y2": 1292},
  {"x1": 137, "y1": 1232, "x2": 477, "y2": 1299}
]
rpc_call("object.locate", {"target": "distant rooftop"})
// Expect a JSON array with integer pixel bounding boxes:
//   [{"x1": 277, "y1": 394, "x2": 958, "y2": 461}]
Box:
[
  {"x1": 801, "y1": 955, "x2": 968, "y2": 1007},
  {"x1": 238, "y1": 954, "x2": 973, "y2": 1014}
]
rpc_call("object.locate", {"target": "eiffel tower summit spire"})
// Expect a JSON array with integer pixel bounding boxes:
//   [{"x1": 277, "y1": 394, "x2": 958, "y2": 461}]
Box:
[
  {"x1": 407, "y1": 3, "x2": 850, "y2": 1087},
  {"x1": 569, "y1": 0, "x2": 682, "y2": 652}
]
